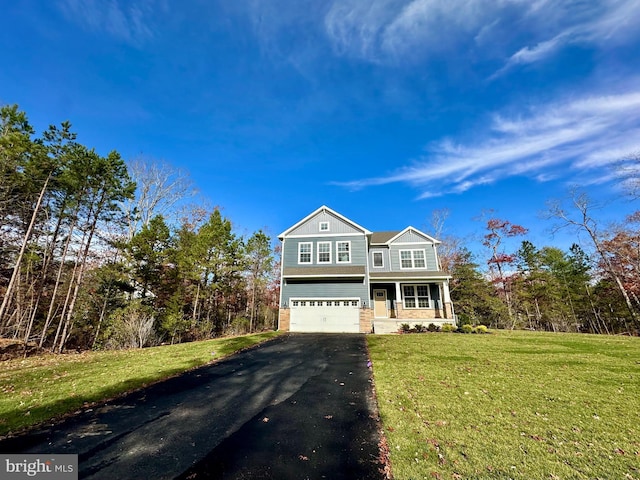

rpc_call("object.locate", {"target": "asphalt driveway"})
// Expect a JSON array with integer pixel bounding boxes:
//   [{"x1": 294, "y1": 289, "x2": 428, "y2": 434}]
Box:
[{"x1": 0, "y1": 334, "x2": 385, "y2": 479}]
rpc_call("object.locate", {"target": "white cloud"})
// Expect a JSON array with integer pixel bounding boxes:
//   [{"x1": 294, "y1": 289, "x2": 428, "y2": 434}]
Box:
[
  {"x1": 496, "y1": 0, "x2": 640, "y2": 75},
  {"x1": 57, "y1": 0, "x2": 157, "y2": 44},
  {"x1": 320, "y1": 0, "x2": 640, "y2": 71},
  {"x1": 335, "y1": 89, "x2": 640, "y2": 198}
]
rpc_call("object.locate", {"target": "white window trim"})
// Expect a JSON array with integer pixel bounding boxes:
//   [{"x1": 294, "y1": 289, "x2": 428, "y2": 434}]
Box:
[
  {"x1": 336, "y1": 241, "x2": 351, "y2": 263},
  {"x1": 319, "y1": 221, "x2": 330, "y2": 232},
  {"x1": 399, "y1": 249, "x2": 427, "y2": 269},
  {"x1": 317, "y1": 241, "x2": 332, "y2": 263},
  {"x1": 372, "y1": 251, "x2": 384, "y2": 268},
  {"x1": 298, "y1": 242, "x2": 312, "y2": 264},
  {"x1": 402, "y1": 284, "x2": 431, "y2": 309}
]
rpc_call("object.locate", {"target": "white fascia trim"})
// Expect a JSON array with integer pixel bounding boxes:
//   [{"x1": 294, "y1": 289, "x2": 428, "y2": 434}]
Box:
[
  {"x1": 290, "y1": 297, "x2": 360, "y2": 301},
  {"x1": 284, "y1": 274, "x2": 366, "y2": 279},
  {"x1": 278, "y1": 205, "x2": 372, "y2": 239},
  {"x1": 283, "y1": 232, "x2": 365, "y2": 239},
  {"x1": 387, "y1": 226, "x2": 441, "y2": 245},
  {"x1": 368, "y1": 275, "x2": 452, "y2": 281}
]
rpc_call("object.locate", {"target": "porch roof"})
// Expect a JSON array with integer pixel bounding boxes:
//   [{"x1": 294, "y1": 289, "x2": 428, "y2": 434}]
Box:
[{"x1": 369, "y1": 271, "x2": 451, "y2": 281}]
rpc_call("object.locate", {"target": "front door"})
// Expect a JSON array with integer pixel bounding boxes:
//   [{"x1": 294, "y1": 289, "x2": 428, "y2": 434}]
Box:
[{"x1": 373, "y1": 289, "x2": 388, "y2": 318}]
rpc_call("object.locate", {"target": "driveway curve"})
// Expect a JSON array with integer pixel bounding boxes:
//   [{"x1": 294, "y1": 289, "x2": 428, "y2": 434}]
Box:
[{"x1": 0, "y1": 334, "x2": 385, "y2": 480}]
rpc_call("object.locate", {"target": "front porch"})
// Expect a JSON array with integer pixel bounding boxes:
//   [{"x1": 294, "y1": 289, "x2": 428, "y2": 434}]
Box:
[{"x1": 369, "y1": 280, "x2": 455, "y2": 333}]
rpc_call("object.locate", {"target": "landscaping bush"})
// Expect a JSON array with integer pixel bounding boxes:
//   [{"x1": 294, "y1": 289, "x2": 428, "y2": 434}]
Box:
[
  {"x1": 399, "y1": 323, "x2": 411, "y2": 334},
  {"x1": 460, "y1": 324, "x2": 474, "y2": 334},
  {"x1": 414, "y1": 324, "x2": 426, "y2": 333},
  {"x1": 427, "y1": 323, "x2": 440, "y2": 332},
  {"x1": 475, "y1": 325, "x2": 489, "y2": 334},
  {"x1": 441, "y1": 323, "x2": 457, "y2": 332}
]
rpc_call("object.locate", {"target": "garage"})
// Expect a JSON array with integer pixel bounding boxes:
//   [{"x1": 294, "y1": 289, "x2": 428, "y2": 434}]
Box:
[{"x1": 289, "y1": 299, "x2": 361, "y2": 333}]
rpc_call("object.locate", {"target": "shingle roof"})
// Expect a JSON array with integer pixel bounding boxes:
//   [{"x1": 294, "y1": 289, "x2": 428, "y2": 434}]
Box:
[
  {"x1": 370, "y1": 231, "x2": 400, "y2": 244},
  {"x1": 283, "y1": 266, "x2": 366, "y2": 277},
  {"x1": 369, "y1": 271, "x2": 451, "y2": 279}
]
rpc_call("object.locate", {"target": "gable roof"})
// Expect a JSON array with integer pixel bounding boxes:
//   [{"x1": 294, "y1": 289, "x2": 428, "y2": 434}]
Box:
[
  {"x1": 379, "y1": 226, "x2": 441, "y2": 245},
  {"x1": 278, "y1": 205, "x2": 372, "y2": 239}
]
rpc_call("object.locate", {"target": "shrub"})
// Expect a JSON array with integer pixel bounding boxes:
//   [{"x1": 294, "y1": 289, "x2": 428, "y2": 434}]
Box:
[
  {"x1": 460, "y1": 324, "x2": 474, "y2": 334},
  {"x1": 441, "y1": 323, "x2": 457, "y2": 332},
  {"x1": 414, "y1": 324, "x2": 426, "y2": 333},
  {"x1": 399, "y1": 323, "x2": 411, "y2": 334},
  {"x1": 427, "y1": 323, "x2": 440, "y2": 332},
  {"x1": 105, "y1": 300, "x2": 157, "y2": 349},
  {"x1": 475, "y1": 325, "x2": 489, "y2": 334}
]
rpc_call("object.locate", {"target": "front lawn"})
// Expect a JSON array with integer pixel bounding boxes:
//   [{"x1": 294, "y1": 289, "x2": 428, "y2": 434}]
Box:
[
  {"x1": 367, "y1": 330, "x2": 640, "y2": 480},
  {"x1": 0, "y1": 331, "x2": 281, "y2": 437}
]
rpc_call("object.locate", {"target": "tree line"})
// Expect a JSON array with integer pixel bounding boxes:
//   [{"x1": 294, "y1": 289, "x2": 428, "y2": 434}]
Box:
[
  {"x1": 440, "y1": 184, "x2": 640, "y2": 335},
  {"x1": 0, "y1": 105, "x2": 279, "y2": 352},
  {"x1": 2, "y1": 103, "x2": 638, "y2": 352}
]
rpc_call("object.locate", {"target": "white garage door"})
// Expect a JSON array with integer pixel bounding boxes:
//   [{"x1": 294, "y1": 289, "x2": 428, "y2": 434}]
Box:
[{"x1": 289, "y1": 299, "x2": 361, "y2": 333}]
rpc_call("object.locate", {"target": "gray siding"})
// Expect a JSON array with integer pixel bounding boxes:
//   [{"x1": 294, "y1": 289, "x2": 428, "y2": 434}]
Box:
[
  {"x1": 368, "y1": 247, "x2": 391, "y2": 272},
  {"x1": 281, "y1": 280, "x2": 368, "y2": 305},
  {"x1": 288, "y1": 210, "x2": 362, "y2": 236},
  {"x1": 393, "y1": 230, "x2": 431, "y2": 243},
  {"x1": 282, "y1": 235, "x2": 367, "y2": 269}
]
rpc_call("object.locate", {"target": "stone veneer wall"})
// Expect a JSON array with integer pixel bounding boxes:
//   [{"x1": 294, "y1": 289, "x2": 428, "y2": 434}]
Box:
[
  {"x1": 359, "y1": 308, "x2": 374, "y2": 333},
  {"x1": 278, "y1": 308, "x2": 290, "y2": 331},
  {"x1": 395, "y1": 303, "x2": 454, "y2": 321}
]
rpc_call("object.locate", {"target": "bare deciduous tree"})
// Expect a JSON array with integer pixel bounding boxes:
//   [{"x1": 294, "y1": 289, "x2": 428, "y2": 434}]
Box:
[
  {"x1": 546, "y1": 189, "x2": 638, "y2": 328},
  {"x1": 124, "y1": 156, "x2": 197, "y2": 240}
]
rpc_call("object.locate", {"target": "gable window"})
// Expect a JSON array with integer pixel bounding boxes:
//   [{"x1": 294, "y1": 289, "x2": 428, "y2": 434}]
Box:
[
  {"x1": 403, "y1": 285, "x2": 431, "y2": 309},
  {"x1": 372, "y1": 251, "x2": 384, "y2": 268},
  {"x1": 319, "y1": 221, "x2": 329, "y2": 232},
  {"x1": 399, "y1": 249, "x2": 426, "y2": 269},
  {"x1": 298, "y1": 242, "x2": 312, "y2": 264},
  {"x1": 317, "y1": 242, "x2": 331, "y2": 263},
  {"x1": 337, "y1": 241, "x2": 351, "y2": 263}
]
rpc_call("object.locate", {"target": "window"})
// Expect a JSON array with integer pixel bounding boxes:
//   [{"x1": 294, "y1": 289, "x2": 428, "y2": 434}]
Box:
[
  {"x1": 337, "y1": 241, "x2": 351, "y2": 263},
  {"x1": 319, "y1": 221, "x2": 329, "y2": 232},
  {"x1": 298, "y1": 242, "x2": 312, "y2": 264},
  {"x1": 372, "y1": 251, "x2": 384, "y2": 268},
  {"x1": 403, "y1": 285, "x2": 431, "y2": 309},
  {"x1": 317, "y1": 242, "x2": 331, "y2": 263},
  {"x1": 399, "y1": 249, "x2": 426, "y2": 269}
]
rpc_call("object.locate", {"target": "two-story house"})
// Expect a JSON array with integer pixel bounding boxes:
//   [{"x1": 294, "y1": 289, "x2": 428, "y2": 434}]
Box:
[{"x1": 278, "y1": 206, "x2": 454, "y2": 333}]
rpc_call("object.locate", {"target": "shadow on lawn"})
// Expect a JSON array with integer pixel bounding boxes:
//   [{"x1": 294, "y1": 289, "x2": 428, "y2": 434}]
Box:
[{"x1": 0, "y1": 334, "x2": 279, "y2": 440}]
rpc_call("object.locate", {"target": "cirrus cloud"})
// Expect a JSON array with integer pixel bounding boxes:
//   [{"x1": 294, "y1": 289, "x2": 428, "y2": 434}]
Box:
[{"x1": 334, "y1": 88, "x2": 640, "y2": 198}]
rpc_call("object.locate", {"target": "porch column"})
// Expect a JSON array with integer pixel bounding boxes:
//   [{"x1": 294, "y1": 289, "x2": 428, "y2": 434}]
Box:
[
  {"x1": 442, "y1": 280, "x2": 451, "y2": 303},
  {"x1": 441, "y1": 281, "x2": 452, "y2": 319},
  {"x1": 395, "y1": 282, "x2": 402, "y2": 304}
]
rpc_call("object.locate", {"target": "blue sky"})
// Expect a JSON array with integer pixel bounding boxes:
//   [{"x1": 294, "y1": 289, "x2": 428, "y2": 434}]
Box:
[{"x1": 2, "y1": 0, "x2": 640, "y2": 260}]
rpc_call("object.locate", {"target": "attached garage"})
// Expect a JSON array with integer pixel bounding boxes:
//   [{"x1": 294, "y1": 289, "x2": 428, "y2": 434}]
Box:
[{"x1": 289, "y1": 299, "x2": 361, "y2": 333}]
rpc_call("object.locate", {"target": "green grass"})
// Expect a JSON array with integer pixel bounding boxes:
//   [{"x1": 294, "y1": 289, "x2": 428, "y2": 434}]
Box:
[
  {"x1": 367, "y1": 331, "x2": 640, "y2": 480},
  {"x1": 0, "y1": 331, "x2": 281, "y2": 437}
]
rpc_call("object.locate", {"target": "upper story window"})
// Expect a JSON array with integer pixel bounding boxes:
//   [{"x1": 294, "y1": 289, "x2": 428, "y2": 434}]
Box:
[
  {"x1": 319, "y1": 221, "x2": 329, "y2": 232},
  {"x1": 337, "y1": 241, "x2": 350, "y2": 263},
  {"x1": 298, "y1": 242, "x2": 312, "y2": 264},
  {"x1": 372, "y1": 251, "x2": 384, "y2": 268},
  {"x1": 400, "y1": 249, "x2": 426, "y2": 269},
  {"x1": 317, "y1": 242, "x2": 331, "y2": 263}
]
